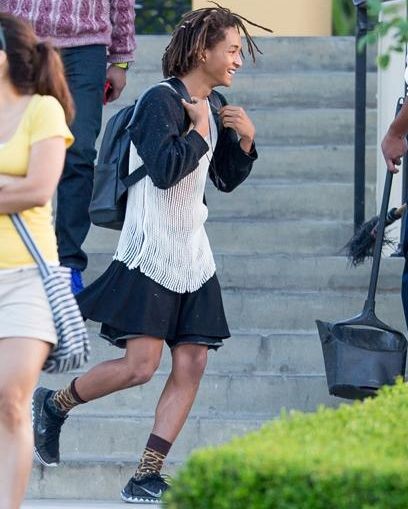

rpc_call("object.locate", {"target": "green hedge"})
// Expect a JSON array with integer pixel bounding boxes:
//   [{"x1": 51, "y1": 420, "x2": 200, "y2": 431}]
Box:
[{"x1": 165, "y1": 381, "x2": 408, "y2": 509}]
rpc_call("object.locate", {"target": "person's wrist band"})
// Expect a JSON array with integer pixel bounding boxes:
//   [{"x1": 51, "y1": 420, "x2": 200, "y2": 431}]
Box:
[{"x1": 113, "y1": 62, "x2": 129, "y2": 70}]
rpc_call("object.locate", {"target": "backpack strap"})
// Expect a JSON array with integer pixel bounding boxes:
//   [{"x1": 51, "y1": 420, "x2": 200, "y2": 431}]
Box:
[{"x1": 122, "y1": 164, "x2": 147, "y2": 188}]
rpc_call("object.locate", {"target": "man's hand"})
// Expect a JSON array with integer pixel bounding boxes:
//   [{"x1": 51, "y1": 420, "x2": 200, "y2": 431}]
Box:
[
  {"x1": 182, "y1": 97, "x2": 209, "y2": 139},
  {"x1": 381, "y1": 129, "x2": 408, "y2": 174},
  {"x1": 106, "y1": 65, "x2": 127, "y2": 102},
  {"x1": 219, "y1": 106, "x2": 255, "y2": 153}
]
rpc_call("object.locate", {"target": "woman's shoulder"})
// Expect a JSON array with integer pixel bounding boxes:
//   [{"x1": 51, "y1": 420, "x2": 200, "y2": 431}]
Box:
[
  {"x1": 27, "y1": 95, "x2": 73, "y2": 146},
  {"x1": 32, "y1": 94, "x2": 64, "y2": 111}
]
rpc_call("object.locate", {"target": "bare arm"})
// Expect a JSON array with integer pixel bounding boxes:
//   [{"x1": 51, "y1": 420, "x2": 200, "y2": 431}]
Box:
[
  {"x1": 0, "y1": 137, "x2": 66, "y2": 214},
  {"x1": 382, "y1": 99, "x2": 408, "y2": 173}
]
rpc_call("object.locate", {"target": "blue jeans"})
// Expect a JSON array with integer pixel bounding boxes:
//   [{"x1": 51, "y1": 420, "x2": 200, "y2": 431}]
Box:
[{"x1": 56, "y1": 45, "x2": 107, "y2": 271}]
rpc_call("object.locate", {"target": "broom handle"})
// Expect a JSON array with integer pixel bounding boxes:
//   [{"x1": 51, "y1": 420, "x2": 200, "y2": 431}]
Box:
[
  {"x1": 364, "y1": 98, "x2": 405, "y2": 312},
  {"x1": 365, "y1": 168, "x2": 393, "y2": 310}
]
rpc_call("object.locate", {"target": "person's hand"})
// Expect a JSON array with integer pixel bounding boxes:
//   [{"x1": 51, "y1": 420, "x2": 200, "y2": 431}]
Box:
[
  {"x1": 381, "y1": 130, "x2": 408, "y2": 174},
  {"x1": 220, "y1": 105, "x2": 255, "y2": 153},
  {"x1": 106, "y1": 65, "x2": 127, "y2": 102},
  {"x1": 182, "y1": 97, "x2": 209, "y2": 138}
]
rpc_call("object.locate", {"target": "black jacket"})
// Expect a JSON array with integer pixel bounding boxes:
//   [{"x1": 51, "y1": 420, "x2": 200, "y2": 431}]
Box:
[{"x1": 127, "y1": 78, "x2": 257, "y2": 192}]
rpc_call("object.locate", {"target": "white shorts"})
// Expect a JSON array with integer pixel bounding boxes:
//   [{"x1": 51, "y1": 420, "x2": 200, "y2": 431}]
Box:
[{"x1": 0, "y1": 267, "x2": 58, "y2": 345}]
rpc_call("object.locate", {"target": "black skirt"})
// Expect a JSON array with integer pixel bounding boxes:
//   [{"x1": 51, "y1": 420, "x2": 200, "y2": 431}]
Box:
[{"x1": 77, "y1": 260, "x2": 230, "y2": 349}]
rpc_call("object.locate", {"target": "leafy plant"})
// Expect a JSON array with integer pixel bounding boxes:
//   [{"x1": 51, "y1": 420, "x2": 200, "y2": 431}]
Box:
[
  {"x1": 135, "y1": 0, "x2": 192, "y2": 35},
  {"x1": 165, "y1": 380, "x2": 408, "y2": 509},
  {"x1": 360, "y1": 0, "x2": 408, "y2": 68},
  {"x1": 333, "y1": 0, "x2": 356, "y2": 36}
]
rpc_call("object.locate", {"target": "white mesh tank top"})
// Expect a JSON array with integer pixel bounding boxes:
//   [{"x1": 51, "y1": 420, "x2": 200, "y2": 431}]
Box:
[{"x1": 114, "y1": 102, "x2": 218, "y2": 293}]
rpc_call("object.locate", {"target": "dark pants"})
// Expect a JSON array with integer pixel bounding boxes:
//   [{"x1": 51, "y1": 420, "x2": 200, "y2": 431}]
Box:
[{"x1": 56, "y1": 45, "x2": 107, "y2": 271}]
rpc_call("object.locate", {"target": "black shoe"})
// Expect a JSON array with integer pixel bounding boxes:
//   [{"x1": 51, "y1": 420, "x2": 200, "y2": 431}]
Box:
[
  {"x1": 121, "y1": 473, "x2": 169, "y2": 504},
  {"x1": 32, "y1": 387, "x2": 67, "y2": 467}
]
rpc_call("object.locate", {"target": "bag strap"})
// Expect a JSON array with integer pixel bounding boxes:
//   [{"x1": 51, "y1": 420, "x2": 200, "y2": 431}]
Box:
[{"x1": 9, "y1": 213, "x2": 50, "y2": 278}]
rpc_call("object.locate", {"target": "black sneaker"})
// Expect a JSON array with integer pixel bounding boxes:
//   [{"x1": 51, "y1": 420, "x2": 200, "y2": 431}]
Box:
[
  {"x1": 32, "y1": 387, "x2": 67, "y2": 467},
  {"x1": 121, "y1": 473, "x2": 169, "y2": 504}
]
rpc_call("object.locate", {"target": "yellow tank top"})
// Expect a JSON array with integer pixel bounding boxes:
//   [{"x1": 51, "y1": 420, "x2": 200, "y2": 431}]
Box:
[{"x1": 0, "y1": 95, "x2": 74, "y2": 269}]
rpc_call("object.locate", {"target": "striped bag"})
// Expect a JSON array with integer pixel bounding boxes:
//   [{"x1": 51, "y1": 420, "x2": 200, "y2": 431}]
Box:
[{"x1": 9, "y1": 214, "x2": 90, "y2": 373}]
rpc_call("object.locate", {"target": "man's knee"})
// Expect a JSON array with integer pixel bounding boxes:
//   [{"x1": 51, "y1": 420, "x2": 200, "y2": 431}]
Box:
[
  {"x1": 174, "y1": 346, "x2": 208, "y2": 381},
  {"x1": 123, "y1": 358, "x2": 160, "y2": 387},
  {"x1": 0, "y1": 386, "x2": 27, "y2": 433}
]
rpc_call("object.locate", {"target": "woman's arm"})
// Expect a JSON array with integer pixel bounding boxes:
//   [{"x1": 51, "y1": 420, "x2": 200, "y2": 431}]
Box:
[
  {"x1": 0, "y1": 137, "x2": 66, "y2": 214},
  {"x1": 0, "y1": 174, "x2": 23, "y2": 188}
]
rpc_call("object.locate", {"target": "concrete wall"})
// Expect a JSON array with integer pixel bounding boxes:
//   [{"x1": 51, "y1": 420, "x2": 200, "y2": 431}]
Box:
[{"x1": 192, "y1": 0, "x2": 332, "y2": 36}]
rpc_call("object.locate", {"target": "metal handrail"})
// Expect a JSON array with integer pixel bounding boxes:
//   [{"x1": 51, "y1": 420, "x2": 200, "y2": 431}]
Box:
[{"x1": 354, "y1": 1, "x2": 368, "y2": 232}]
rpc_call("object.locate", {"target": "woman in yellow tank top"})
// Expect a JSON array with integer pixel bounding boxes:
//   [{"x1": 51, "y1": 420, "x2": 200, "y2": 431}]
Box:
[{"x1": 0, "y1": 14, "x2": 74, "y2": 508}]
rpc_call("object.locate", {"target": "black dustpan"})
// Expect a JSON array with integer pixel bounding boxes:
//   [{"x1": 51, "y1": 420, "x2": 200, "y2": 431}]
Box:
[{"x1": 316, "y1": 166, "x2": 407, "y2": 400}]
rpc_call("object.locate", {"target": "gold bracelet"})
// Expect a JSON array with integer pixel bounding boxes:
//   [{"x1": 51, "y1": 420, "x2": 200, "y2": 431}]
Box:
[{"x1": 113, "y1": 62, "x2": 129, "y2": 70}]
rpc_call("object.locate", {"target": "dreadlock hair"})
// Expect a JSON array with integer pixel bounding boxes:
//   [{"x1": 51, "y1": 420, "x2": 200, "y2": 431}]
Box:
[{"x1": 162, "y1": 2, "x2": 273, "y2": 78}]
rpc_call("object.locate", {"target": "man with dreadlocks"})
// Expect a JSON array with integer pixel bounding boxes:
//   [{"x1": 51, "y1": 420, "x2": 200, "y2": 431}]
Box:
[{"x1": 32, "y1": 3, "x2": 271, "y2": 504}]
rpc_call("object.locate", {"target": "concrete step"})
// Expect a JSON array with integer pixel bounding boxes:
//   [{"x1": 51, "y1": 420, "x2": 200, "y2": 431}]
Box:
[
  {"x1": 38, "y1": 371, "x2": 337, "y2": 417},
  {"x1": 216, "y1": 254, "x2": 404, "y2": 291},
  {"x1": 206, "y1": 181, "x2": 376, "y2": 220},
  {"x1": 24, "y1": 501, "x2": 150, "y2": 509},
  {"x1": 28, "y1": 458, "x2": 170, "y2": 501},
  {"x1": 54, "y1": 415, "x2": 267, "y2": 461},
  {"x1": 84, "y1": 255, "x2": 404, "y2": 293},
  {"x1": 93, "y1": 141, "x2": 377, "y2": 184},
  {"x1": 83, "y1": 220, "x2": 354, "y2": 256},
  {"x1": 251, "y1": 144, "x2": 377, "y2": 182},
  {"x1": 220, "y1": 288, "x2": 405, "y2": 331},
  {"x1": 78, "y1": 290, "x2": 406, "y2": 340},
  {"x1": 44, "y1": 390, "x2": 340, "y2": 463},
  {"x1": 101, "y1": 106, "x2": 377, "y2": 146},
  {"x1": 248, "y1": 108, "x2": 377, "y2": 146},
  {"x1": 118, "y1": 71, "x2": 377, "y2": 109},
  {"x1": 132, "y1": 36, "x2": 376, "y2": 72},
  {"x1": 51, "y1": 290, "x2": 406, "y2": 346},
  {"x1": 70, "y1": 330, "x2": 325, "y2": 375}
]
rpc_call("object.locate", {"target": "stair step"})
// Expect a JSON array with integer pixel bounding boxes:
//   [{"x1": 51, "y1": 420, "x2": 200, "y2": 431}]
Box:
[
  {"x1": 23, "y1": 501, "x2": 141, "y2": 509},
  {"x1": 250, "y1": 144, "x2": 377, "y2": 182},
  {"x1": 28, "y1": 458, "x2": 179, "y2": 501},
  {"x1": 84, "y1": 254, "x2": 404, "y2": 292},
  {"x1": 206, "y1": 181, "x2": 376, "y2": 220},
  {"x1": 101, "y1": 106, "x2": 377, "y2": 146},
  {"x1": 83, "y1": 220, "x2": 354, "y2": 256},
  {"x1": 118, "y1": 71, "x2": 377, "y2": 109},
  {"x1": 249, "y1": 108, "x2": 377, "y2": 145},
  {"x1": 65, "y1": 330, "x2": 323, "y2": 374},
  {"x1": 131, "y1": 35, "x2": 376, "y2": 72},
  {"x1": 220, "y1": 289, "x2": 405, "y2": 331},
  {"x1": 55, "y1": 415, "x2": 267, "y2": 461},
  {"x1": 39, "y1": 371, "x2": 338, "y2": 418}
]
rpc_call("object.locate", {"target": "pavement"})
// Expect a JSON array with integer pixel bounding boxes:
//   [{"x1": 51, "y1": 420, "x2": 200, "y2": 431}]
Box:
[{"x1": 22, "y1": 501, "x2": 161, "y2": 508}]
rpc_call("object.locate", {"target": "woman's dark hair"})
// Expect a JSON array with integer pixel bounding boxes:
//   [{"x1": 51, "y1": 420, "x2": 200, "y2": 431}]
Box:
[
  {"x1": 162, "y1": 2, "x2": 273, "y2": 78},
  {"x1": 0, "y1": 13, "x2": 74, "y2": 123}
]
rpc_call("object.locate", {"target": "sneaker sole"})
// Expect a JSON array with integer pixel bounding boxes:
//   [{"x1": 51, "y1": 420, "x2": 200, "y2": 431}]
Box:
[
  {"x1": 31, "y1": 390, "x2": 59, "y2": 468},
  {"x1": 120, "y1": 491, "x2": 161, "y2": 504}
]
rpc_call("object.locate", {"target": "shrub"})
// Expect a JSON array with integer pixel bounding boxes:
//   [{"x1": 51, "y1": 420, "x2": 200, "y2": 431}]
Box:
[
  {"x1": 332, "y1": 0, "x2": 356, "y2": 36},
  {"x1": 165, "y1": 380, "x2": 408, "y2": 509}
]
